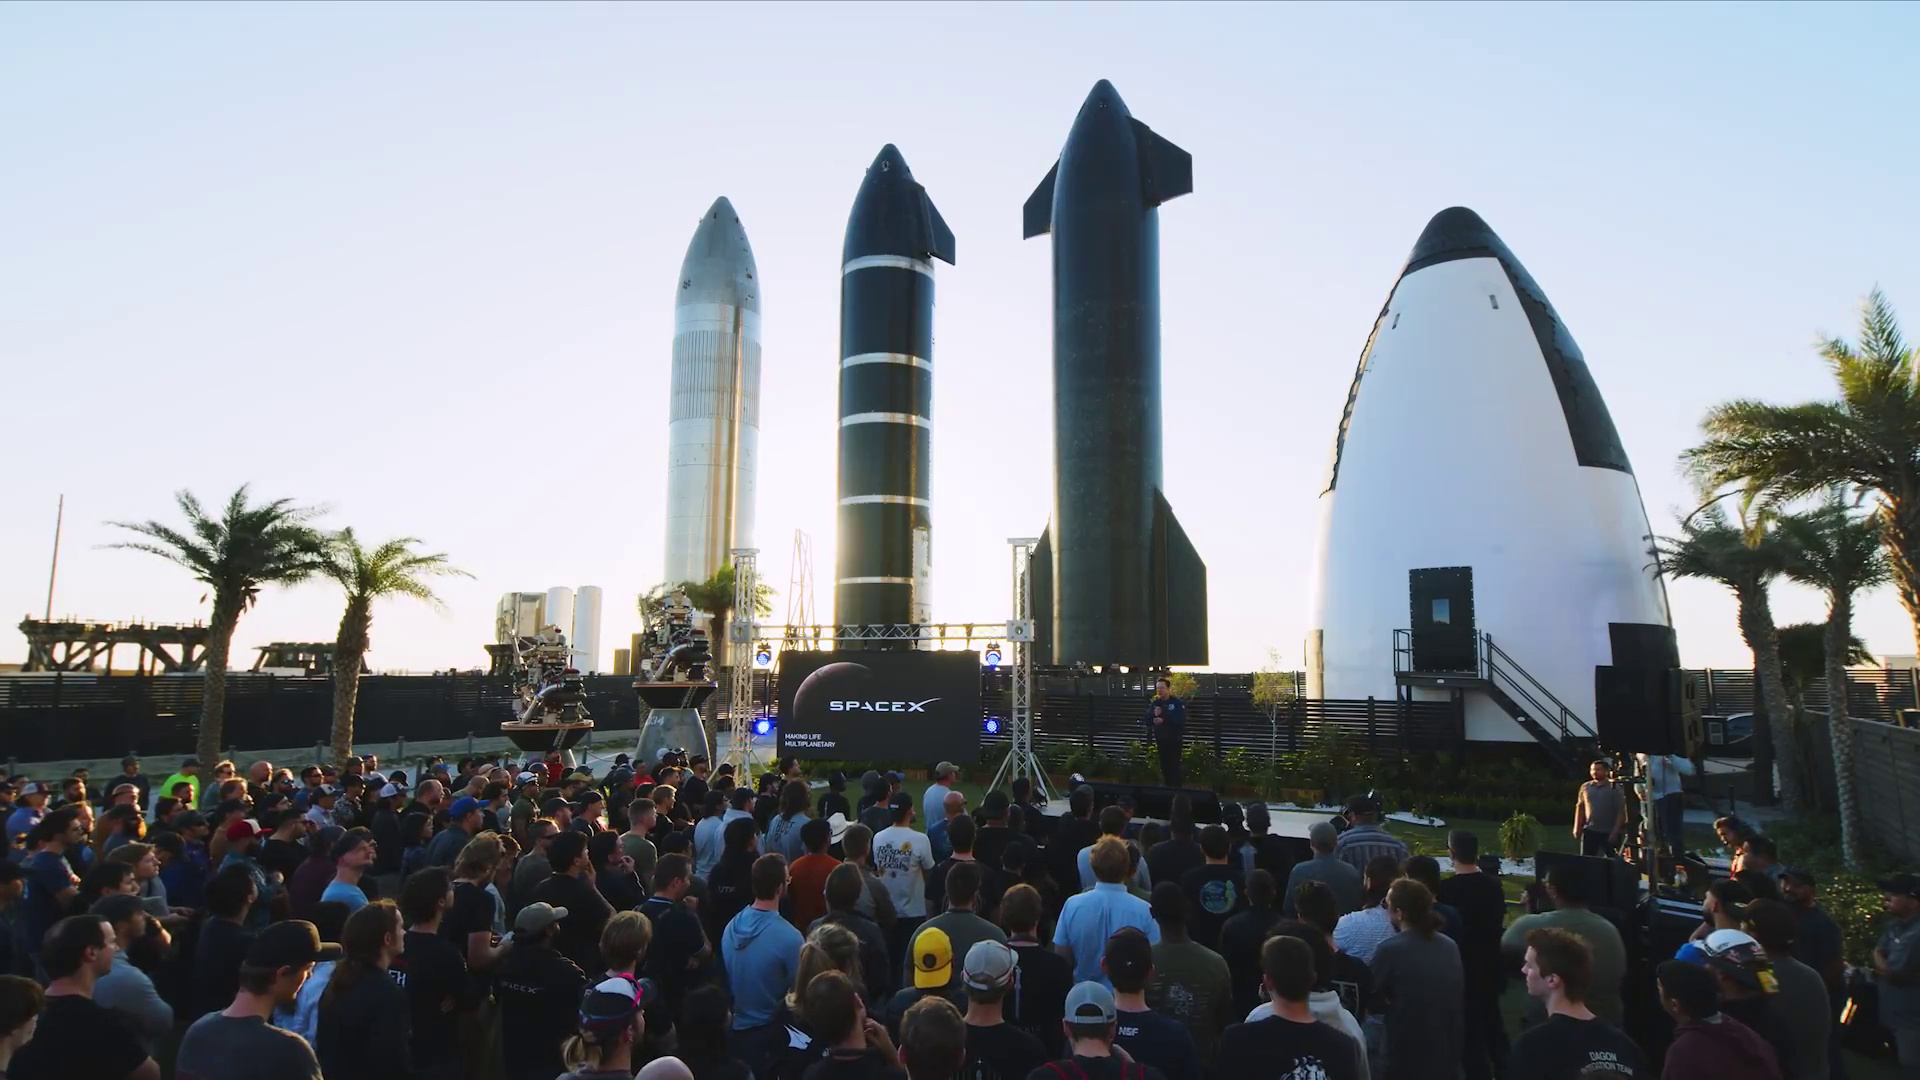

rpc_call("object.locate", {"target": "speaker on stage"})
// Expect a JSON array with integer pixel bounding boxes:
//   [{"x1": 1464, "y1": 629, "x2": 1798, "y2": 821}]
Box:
[
  {"x1": 1595, "y1": 666, "x2": 1700, "y2": 756},
  {"x1": 1536, "y1": 850, "x2": 1641, "y2": 913}
]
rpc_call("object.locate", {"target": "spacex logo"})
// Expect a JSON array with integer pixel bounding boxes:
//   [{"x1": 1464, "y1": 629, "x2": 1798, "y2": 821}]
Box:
[{"x1": 829, "y1": 698, "x2": 940, "y2": 713}]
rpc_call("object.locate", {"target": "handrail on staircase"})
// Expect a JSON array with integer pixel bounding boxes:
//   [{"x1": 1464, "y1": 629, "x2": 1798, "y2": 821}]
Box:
[{"x1": 1481, "y1": 633, "x2": 1596, "y2": 741}]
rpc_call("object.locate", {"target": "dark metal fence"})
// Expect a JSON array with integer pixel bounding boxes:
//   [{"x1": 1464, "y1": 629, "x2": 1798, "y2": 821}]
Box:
[{"x1": 1687, "y1": 666, "x2": 1920, "y2": 723}]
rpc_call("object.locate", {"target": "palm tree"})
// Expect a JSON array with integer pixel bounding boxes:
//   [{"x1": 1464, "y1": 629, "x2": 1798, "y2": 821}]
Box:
[
  {"x1": 109, "y1": 487, "x2": 329, "y2": 766},
  {"x1": 1657, "y1": 501, "x2": 1802, "y2": 806},
  {"x1": 1683, "y1": 289, "x2": 1920, "y2": 651},
  {"x1": 321, "y1": 530, "x2": 469, "y2": 767},
  {"x1": 1778, "y1": 490, "x2": 1890, "y2": 870},
  {"x1": 668, "y1": 563, "x2": 775, "y2": 669}
]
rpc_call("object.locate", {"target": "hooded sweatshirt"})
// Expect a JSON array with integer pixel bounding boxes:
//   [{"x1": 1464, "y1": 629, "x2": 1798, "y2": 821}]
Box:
[
  {"x1": 721, "y1": 905, "x2": 804, "y2": 1029},
  {"x1": 1246, "y1": 990, "x2": 1368, "y2": 1075},
  {"x1": 1663, "y1": 1014, "x2": 1784, "y2": 1080}
]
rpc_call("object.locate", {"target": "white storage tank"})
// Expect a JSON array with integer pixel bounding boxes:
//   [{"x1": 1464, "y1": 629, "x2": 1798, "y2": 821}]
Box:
[{"x1": 571, "y1": 585, "x2": 604, "y2": 674}]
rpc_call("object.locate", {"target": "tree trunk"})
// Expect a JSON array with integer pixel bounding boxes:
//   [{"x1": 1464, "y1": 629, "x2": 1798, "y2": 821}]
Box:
[
  {"x1": 1827, "y1": 595, "x2": 1865, "y2": 870},
  {"x1": 330, "y1": 597, "x2": 372, "y2": 769},
  {"x1": 199, "y1": 595, "x2": 243, "y2": 769},
  {"x1": 1885, "y1": 499, "x2": 1920, "y2": 658},
  {"x1": 1739, "y1": 586, "x2": 1802, "y2": 809}
]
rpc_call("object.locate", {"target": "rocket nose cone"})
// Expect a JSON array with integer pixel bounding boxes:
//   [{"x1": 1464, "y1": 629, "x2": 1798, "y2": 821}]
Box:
[
  {"x1": 1407, "y1": 206, "x2": 1503, "y2": 268},
  {"x1": 704, "y1": 195, "x2": 738, "y2": 222},
  {"x1": 1078, "y1": 79, "x2": 1128, "y2": 115},
  {"x1": 679, "y1": 195, "x2": 758, "y2": 309},
  {"x1": 868, "y1": 143, "x2": 912, "y2": 180}
]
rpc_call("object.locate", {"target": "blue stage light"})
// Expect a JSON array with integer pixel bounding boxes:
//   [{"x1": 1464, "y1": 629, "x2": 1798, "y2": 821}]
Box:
[
  {"x1": 752, "y1": 717, "x2": 774, "y2": 737},
  {"x1": 754, "y1": 646, "x2": 773, "y2": 667},
  {"x1": 984, "y1": 717, "x2": 1001, "y2": 735},
  {"x1": 984, "y1": 645, "x2": 1002, "y2": 667}
]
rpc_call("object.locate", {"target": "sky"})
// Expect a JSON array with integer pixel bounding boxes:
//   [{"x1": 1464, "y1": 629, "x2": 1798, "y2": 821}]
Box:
[{"x1": 3, "y1": 1, "x2": 1917, "y2": 677}]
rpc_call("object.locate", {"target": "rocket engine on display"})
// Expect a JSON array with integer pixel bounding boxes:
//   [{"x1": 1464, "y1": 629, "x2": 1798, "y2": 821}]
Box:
[
  {"x1": 1024, "y1": 80, "x2": 1209, "y2": 669},
  {"x1": 632, "y1": 587, "x2": 716, "y2": 766},
  {"x1": 835, "y1": 144, "x2": 954, "y2": 638},
  {"x1": 1305, "y1": 206, "x2": 1675, "y2": 746}
]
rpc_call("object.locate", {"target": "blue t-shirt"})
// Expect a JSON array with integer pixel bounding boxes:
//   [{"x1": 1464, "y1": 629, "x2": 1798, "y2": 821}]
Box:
[
  {"x1": 6, "y1": 806, "x2": 44, "y2": 846},
  {"x1": 320, "y1": 879, "x2": 370, "y2": 914},
  {"x1": 23, "y1": 850, "x2": 79, "y2": 947}
]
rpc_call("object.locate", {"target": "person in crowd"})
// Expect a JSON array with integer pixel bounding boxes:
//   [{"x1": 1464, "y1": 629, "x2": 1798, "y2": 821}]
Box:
[
  {"x1": 81, "y1": 861, "x2": 139, "y2": 905},
  {"x1": 886, "y1": 925, "x2": 967, "y2": 1037},
  {"x1": 319, "y1": 827, "x2": 374, "y2": 914},
  {"x1": 174, "y1": 918, "x2": 335, "y2": 1080},
  {"x1": 534, "y1": 831, "x2": 615, "y2": 973},
  {"x1": 158, "y1": 758, "x2": 201, "y2": 815},
  {"x1": 638, "y1": 854, "x2": 711, "y2": 1020},
  {"x1": 1742, "y1": 836, "x2": 1787, "y2": 886},
  {"x1": 1657, "y1": 958, "x2": 1781, "y2": 1079},
  {"x1": 1143, "y1": 804, "x2": 1200, "y2": 889},
  {"x1": 1333, "y1": 855, "x2": 1401, "y2": 964},
  {"x1": 674, "y1": 983, "x2": 754, "y2": 1080},
  {"x1": 722, "y1": 853, "x2": 804, "y2": 1073},
  {"x1": 971, "y1": 791, "x2": 1015, "y2": 870},
  {"x1": 1220, "y1": 869, "x2": 1285, "y2": 1016},
  {"x1": 162, "y1": 809, "x2": 214, "y2": 908},
  {"x1": 1715, "y1": 815, "x2": 1758, "y2": 871},
  {"x1": 1055, "y1": 838, "x2": 1159, "y2": 985},
  {"x1": 0, "y1": 974, "x2": 44, "y2": 1076},
  {"x1": 1700, "y1": 927, "x2": 1796, "y2": 1069},
  {"x1": 222, "y1": 815, "x2": 285, "y2": 929},
  {"x1": 589, "y1": 829, "x2": 648, "y2": 912},
  {"x1": 369, "y1": 783, "x2": 409, "y2": 876},
  {"x1": 1145, "y1": 677, "x2": 1188, "y2": 787},
  {"x1": 910, "y1": 861, "x2": 1008, "y2": 993},
  {"x1": 424, "y1": 796, "x2": 482, "y2": 868},
  {"x1": 897, "y1": 994, "x2": 967, "y2": 1080},
  {"x1": 1040, "y1": 980, "x2": 1171, "y2": 1080},
  {"x1": 494, "y1": 900, "x2": 585, "y2": 1080},
  {"x1": 1574, "y1": 759, "x2": 1626, "y2": 857},
  {"x1": 6, "y1": 915, "x2": 159, "y2": 1080},
  {"x1": 107, "y1": 839, "x2": 185, "y2": 929},
  {"x1": 1242, "y1": 802, "x2": 1307, "y2": 885},
  {"x1": 94, "y1": 803, "x2": 145, "y2": 858},
  {"x1": 1637, "y1": 752, "x2": 1695, "y2": 854},
  {"x1": 448, "y1": 831, "x2": 514, "y2": 971},
  {"x1": 1779, "y1": 868, "x2": 1848, "y2": 1079},
  {"x1": 814, "y1": 771, "x2": 850, "y2": 823},
  {"x1": 767, "y1": 778, "x2": 813, "y2": 865},
  {"x1": 559, "y1": 975, "x2": 656, "y2": 1080},
  {"x1": 272, "y1": 901, "x2": 350, "y2": 1043},
  {"x1": 288, "y1": 824, "x2": 345, "y2": 917},
  {"x1": 707, "y1": 817, "x2": 762, "y2": 943},
  {"x1": 788, "y1": 817, "x2": 840, "y2": 932},
  {"x1": 922, "y1": 762, "x2": 960, "y2": 835},
  {"x1": 812, "y1": 862, "x2": 893, "y2": 1003},
  {"x1": 1102, "y1": 926, "x2": 1200, "y2": 1080},
  {"x1": 1332, "y1": 793, "x2": 1409, "y2": 875},
  {"x1": 1399, "y1": 855, "x2": 1463, "y2": 940},
  {"x1": 692, "y1": 790, "x2": 731, "y2": 880},
  {"x1": 1371, "y1": 878, "x2": 1464, "y2": 1080},
  {"x1": 1502, "y1": 862, "x2": 1628, "y2": 1025},
  {"x1": 314, "y1": 900, "x2": 413, "y2": 1080},
  {"x1": 0, "y1": 864, "x2": 28, "y2": 978},
  {"x1": 5, "y1": 783, "x2": 50, "y2": 848},
  {"x1": 620, "y1": 796, "x2": 660, "y2": 885},
  {"x1": 875, "y1": 791, "x2": 936, "y2": 961},
  {"x1": 928, "y1": 789, "x2": 966, "y2": 865},
  {"x1": 931, "y1": 816, "x2": 1005, "y2": 922},
  {"x1": 19, "y1": 808, "x2": 83, "y2": 964},
  {"x1": 953, "y1": 938, "x2": 1047, "y2": 1078},
  {"x1": 88, "y1": 894, "x2": 171, "y2": 1053},
  {"x1": 1048, "y1": 787, "x2": 1101, "y2": 904},
  {"x1": 392, "y1": 867, "x2": 481, "y2": 1079},
  {"x1": 1178, "y1": 824, "x2": 1246, "y2": 951},
  {"x1": 768, "y1": 922, "x2": 865, "y2": 1078},
  {"x1": 994, "y1": 882, "x2": 1070, "y2": 1057},
  {"x1": 509, "y1": 817, "x2": 559, "y2": 918},
  {"x1": 1218, "y1": 933, "x2": 1363, "y2": 1080},
  {"x1": 573, "y1": 790, "x2": 610, "y2": 837},
  {"x1": 1436, "y1": 829, "x2": 1508, "y2": 1080},
  {"x1": 800, "y1": 968, "x2": 905, "y2": 1079},
  {"x1": 1743, "y1": 898, "x2": 1832, "y2": 1080},
  {"x1": 1507, "y1": 927, "x2": 1648, "y2": 1080},
  {"x1": 193, "y1": 864, "x2": 262, "y2": 1018},
  {"x1": 1680, "y1": 880, "x2": 1754, "y2": 961},
  {"x1": 1248, "y1": 922, "x2": 1366, "y2": 1054},
  {"x1": 1143, "y1": 882, "x2": 1232, "y2": 1072},
  {"x1": 1284, "y1": 822, "x2": 1363, "y2": 918}
]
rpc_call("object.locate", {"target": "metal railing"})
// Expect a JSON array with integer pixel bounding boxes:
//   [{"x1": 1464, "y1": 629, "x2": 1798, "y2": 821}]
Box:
[{"x1": 1481, "y1": 633, "x2": 1595, "y2": 742}]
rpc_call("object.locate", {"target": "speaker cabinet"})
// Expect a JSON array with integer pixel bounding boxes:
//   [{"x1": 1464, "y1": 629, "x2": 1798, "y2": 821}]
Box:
[{"x1": 1595, "y1": 666, "x2": 1698, "y2": 755}]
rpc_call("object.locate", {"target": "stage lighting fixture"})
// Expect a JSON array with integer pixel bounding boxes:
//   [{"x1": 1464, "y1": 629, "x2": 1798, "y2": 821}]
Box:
[
  {"x1": 983, "y1": 644, "x2": 1002, "y2": 667},
  {"x1": 754, "y1": 644, "x2": 773, "y2": 667},
  {"x1": 984, "y1": 717, "x2": 1001, "y2": 735},
  {"x1": 752, "y1": 717, "x2": 774, "y2": 737}
]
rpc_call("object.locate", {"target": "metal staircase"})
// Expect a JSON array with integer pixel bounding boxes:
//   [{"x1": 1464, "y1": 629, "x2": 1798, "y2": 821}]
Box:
[{"x1": 1394, "y1": 629, "x2": 1597, "y2": 774}]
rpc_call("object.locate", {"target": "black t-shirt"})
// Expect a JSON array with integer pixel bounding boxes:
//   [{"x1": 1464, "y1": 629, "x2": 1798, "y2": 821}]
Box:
[
  {"x1": 1177, "y1": 863, "x2": 1247, "y2": 950},
  {"x1": 817, "y1": 791, "x2": 851, "y2": 820},
  {"x1": 442, "y1": 880, "x2": 496, "y2": 957},
  {"x1": 683, "y1": 1052, "x2": 755, "y2": 1080},
  {"x1": 966, "y1": 1020, "x2": 1049, "y2": 1080},
  {"x1": 7, "y1": 993, "x2": 150, "y2": 1080},
  {"x1": 192, "y1": 917, "x2": 257, "y2": 1018},
  {"x1": 1047, "y1": 818, "x2": 1101, "y2": 894},
  {"x1": 974, "y1": 825, "x2": 1017, "y2": 875},
  {"x1": 1436, "y1": 870, "x2": 1507, "y2": 990},
  {"x1": 392, "y1": 928, "x2": 473, "y2": 1066},
  {"x1": 1146, "y1": 837, "x2": 1204, "y2": 888},
  {"x1": 1721, "y1": 995, "x2": 1792, "y2": 1072},
  {"x1": 707, "y1": 851, "x2": 756, "y2": 939},
  {"x1": 597, "y1": 867, "x2": 648, "y2": 912},
  {"x1": 259, "y1": 836, "x2": 306, "y2": 881},
  {"x1": 533, "y1": 871, "x2": 615, "y2": 973},
  {"x1": 1008, "y1": 941, "x2": 1074, "y2": 1056},
  {"x1": 177, "y1": 1010, "x2": 324, "y2": 1080},
  {"x1": 495, "y1": 941, "x2": 586, "y2": 1079},
  {"x1": 1329, "y1": 950, "x2": 1372, "y2": 1024},
  {"x1": 639, "y1": 895, "x2": 707, "y2": 1012},
  {"x1": 1219, "y1": 907, "x2": 1285, "y2": 1016},
  {"x1": 1025, "y1": 1056, "x2": 1169, "y2": 1080},
  {"x1": 1504, "y1": 1013, "x2": 1648, "y2": 1080},
  {"x1": 1114, "y1": 1007, "x2": 1201, "y2": 1080},
  {"x1": 1215, "y1": 1015, "x2": 1362, "y2": 1080},
  {"x1": 928, "y1": 858, "x2": 1009, "y2": 918},
  {"x1": 801, "y1": 1048, "x2": 908, "y2": 1080}
]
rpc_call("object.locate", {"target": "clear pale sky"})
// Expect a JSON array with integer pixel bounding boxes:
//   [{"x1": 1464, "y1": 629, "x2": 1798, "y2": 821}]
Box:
[{"x1": 4, "y1": 2, "x2": 1917, "y2": 676}]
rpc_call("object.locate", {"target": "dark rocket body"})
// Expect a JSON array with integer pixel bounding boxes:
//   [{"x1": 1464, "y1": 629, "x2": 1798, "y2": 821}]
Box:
[
  {"x1": 836, "y1": 145, "x2": 954, "y2": 637},
  {"x1": 1025, "y1": 80, "x2": 1207, "y2": 668}
]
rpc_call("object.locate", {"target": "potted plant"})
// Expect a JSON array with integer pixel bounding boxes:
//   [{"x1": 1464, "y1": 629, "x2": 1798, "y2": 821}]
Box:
[{"x1": 1500, "y1": 812, "x2": 1542, "y2": 866}]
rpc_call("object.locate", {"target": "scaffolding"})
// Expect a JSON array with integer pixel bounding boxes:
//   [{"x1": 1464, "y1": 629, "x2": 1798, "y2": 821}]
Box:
[
  {"x1": 989, "y1": 538, "x2": 1049, "y2": 800},
  {"x1": 18, "y1": 619, "x2": 210, "y2": 674},
  {"x1": 727, "y1": 548, "x2": 762, "y2": 772}
]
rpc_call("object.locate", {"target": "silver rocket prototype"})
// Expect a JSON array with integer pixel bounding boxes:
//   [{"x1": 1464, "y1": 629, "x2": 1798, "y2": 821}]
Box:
[{"x1": 664, "y1": 197, "x2": 761, "y2": 589}]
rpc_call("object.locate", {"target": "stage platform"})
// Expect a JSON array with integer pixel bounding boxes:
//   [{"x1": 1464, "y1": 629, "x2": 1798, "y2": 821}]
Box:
[{"x1": 1039, "y1": 797, "x2": 1341, "y2": 839}]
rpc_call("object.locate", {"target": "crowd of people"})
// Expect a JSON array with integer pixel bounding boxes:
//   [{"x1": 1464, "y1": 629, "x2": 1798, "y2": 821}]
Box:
[{"x1": 0, "y1": 748, "x2": 1911, "y2": 1080}]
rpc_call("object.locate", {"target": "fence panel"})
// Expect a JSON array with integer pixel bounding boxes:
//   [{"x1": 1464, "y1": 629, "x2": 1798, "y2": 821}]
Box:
[{"x1": 1852, "y1": 718, "x2": 1920, "y2": 864}]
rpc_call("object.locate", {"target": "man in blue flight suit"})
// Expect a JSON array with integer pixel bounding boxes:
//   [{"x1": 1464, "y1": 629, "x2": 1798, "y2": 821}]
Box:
[{"x1": 1147, "y1": 676, "x2": 1188, "y2": 787}]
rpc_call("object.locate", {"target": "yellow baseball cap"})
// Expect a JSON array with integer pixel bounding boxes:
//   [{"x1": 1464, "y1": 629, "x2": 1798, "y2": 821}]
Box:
[{"x1": 911, "y1": 925, "x2": 953, "y2": 989}]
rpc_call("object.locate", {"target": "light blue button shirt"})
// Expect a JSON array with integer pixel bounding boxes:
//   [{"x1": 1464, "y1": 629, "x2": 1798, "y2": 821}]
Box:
[{"x1": 1054, "y1": 882, "x2": 1160, "y2": 985}]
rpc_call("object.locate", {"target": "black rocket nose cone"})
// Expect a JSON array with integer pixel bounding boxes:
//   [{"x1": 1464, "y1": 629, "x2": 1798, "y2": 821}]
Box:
[
  {"x1": 869, "y1": 143, "x2": 912, "y2": 180},
  {"x1": 1406, "y1": 206, "x2": 1505, "y2": 269}
]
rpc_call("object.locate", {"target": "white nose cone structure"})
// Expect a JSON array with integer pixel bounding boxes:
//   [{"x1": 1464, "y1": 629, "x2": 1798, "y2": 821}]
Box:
[
  {"x1": 665, "y1": 197, "x2": 761, "y2": 589},
  {"x1": 1306, "y1": 207, "x2": 1672, "y2": 758}
]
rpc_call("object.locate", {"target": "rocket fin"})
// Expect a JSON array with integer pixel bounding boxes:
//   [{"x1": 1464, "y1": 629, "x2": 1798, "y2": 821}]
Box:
[
  {"x1": 1030, "y1": 526, "x2": 1054, "y2": 668},
  {"x1": 1023, "y1": 163, "x2": 1057, "y2": 240},
  {"x1": 923, "y1": 192, "x2": 956, "y2": 265},
  {"x1": 1150, "y1": 491, "x2": 1209, "y2": 666},
  {"x1": 1131, "y1": 119, "x2": 1192, "y2": 208}
]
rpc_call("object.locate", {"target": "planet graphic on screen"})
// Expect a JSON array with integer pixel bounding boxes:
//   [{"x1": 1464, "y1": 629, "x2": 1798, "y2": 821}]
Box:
[{"x1": 793, "y1": 662, "x2": 874, "y2": 719}]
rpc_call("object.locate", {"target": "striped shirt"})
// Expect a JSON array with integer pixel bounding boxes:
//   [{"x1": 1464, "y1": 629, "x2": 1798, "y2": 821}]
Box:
[{"x1": 1333, "y1": 824, "x2": 1409, "y2": 876}]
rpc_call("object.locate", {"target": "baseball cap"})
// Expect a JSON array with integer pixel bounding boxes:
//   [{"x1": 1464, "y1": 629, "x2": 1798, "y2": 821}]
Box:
[
  {"x1": 514, "y1": 901, "x2": 569, "y2": 934},
  {"x1": 935, "y1": 761, "x2": 958, "y2": 778},
  {"x1": 174, "y1": 810, "x2": 208, "y2": 830},
  {"x1": 1879, "y1": 873, "x2": 1920, "y2": 898},
  {"x1": 109, "y1": 782, "x2": 138, "y2": 797},
  {"x1": 19, "y1": 782, "x2": 50, "y2": 797},
  {"x1": 1345, "y1": 791, "x2": 1381, "y2": 815},
  {"x1": 888, "y1": 791, "x2": 914, "y2": 813},
  {"x1": 330, "y1": 829, "x2": 374, "y2": 861},
  {"x1": 182, "y1": 757, "x2": 200, "y2": 768},
  {"x1": 120, "y1": 755, "x2": 140, "y2": 767},
  {"x1": 886, "y1": 770, "x2": 905, "y2": 784},
  {"x1": 607, "y1": 767, "x2": 635, "y2": 786},
  {"x1": 911, "y1": 926, "x2": 954, "y2": 989},
  {"x1": 246, "y1": 919, "x2": 342, "y2": 969},
  {"x1": 1064, "y1": 981, "x2": 1117, "y2": 1026},
  {"x1": 1702, "y1": 928, "x2": 1776, "y2": 992},
  {"x1": 341, "y1": 775, "x2": 366, "y2": 788},
  {"x1": 225, "y1": 818, "x2": 266, "y2": 842},
  {"x1": 377, "y1": 783, "x2": 406, "y2": 799},
  {"x1": 614, "y1": 754, "x2": 631, "y2": 766},
  {"x1": 962, "y1": 940, "x2": 1018, "y2": 992},
  {"x1": 576, "y1": 790, "x2": 604, "y2": 807},
  {"x1": 314, "y1": 785, "x2": 341, "y2": 798},
  {"x1": 542, "y1": 797, "x2": 572, "y2": 815},
  {"x1": 515, "y1": 772, "x2": 541, "y2": 787},
  {"x1": 448, "y1": 796, "x2": 482, "y2": 819},
  {"x1": 1780, "y1": 866, "x2": 1817, "y2": 888},
  {"x1": 566, "y1": 772, "x2": 594, "y2": 784}
]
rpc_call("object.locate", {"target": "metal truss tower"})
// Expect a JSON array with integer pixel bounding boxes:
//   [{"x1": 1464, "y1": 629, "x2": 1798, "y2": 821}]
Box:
[
  {"x1": 989, "y1": 538, "x2": 1049, "y2": 800},
  {"x1": 726, "y1": 548, "x2": 762, "y2": 772},
  {"x1": 782, "y1": 531, "x2": 819, "y2": 654}
]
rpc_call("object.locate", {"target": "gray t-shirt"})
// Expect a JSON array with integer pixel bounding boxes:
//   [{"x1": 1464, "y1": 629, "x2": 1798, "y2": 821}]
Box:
[
  {"x1": 1769, "y1": 954, "x2": 1833, "y2": 1080},
  {"x1": 1580, "y1": 781, "x2": 1623, "y2": 834},
  {"x1": 1370, "y1": 929, "x2": 1463, "y2": 1078},
  {"x1": 1503, "y1": 908, "x2": 1629, "y2": 1025},
  {"x1": 176, "y1": 1011, "x2": 323, "y2": 1080}
]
